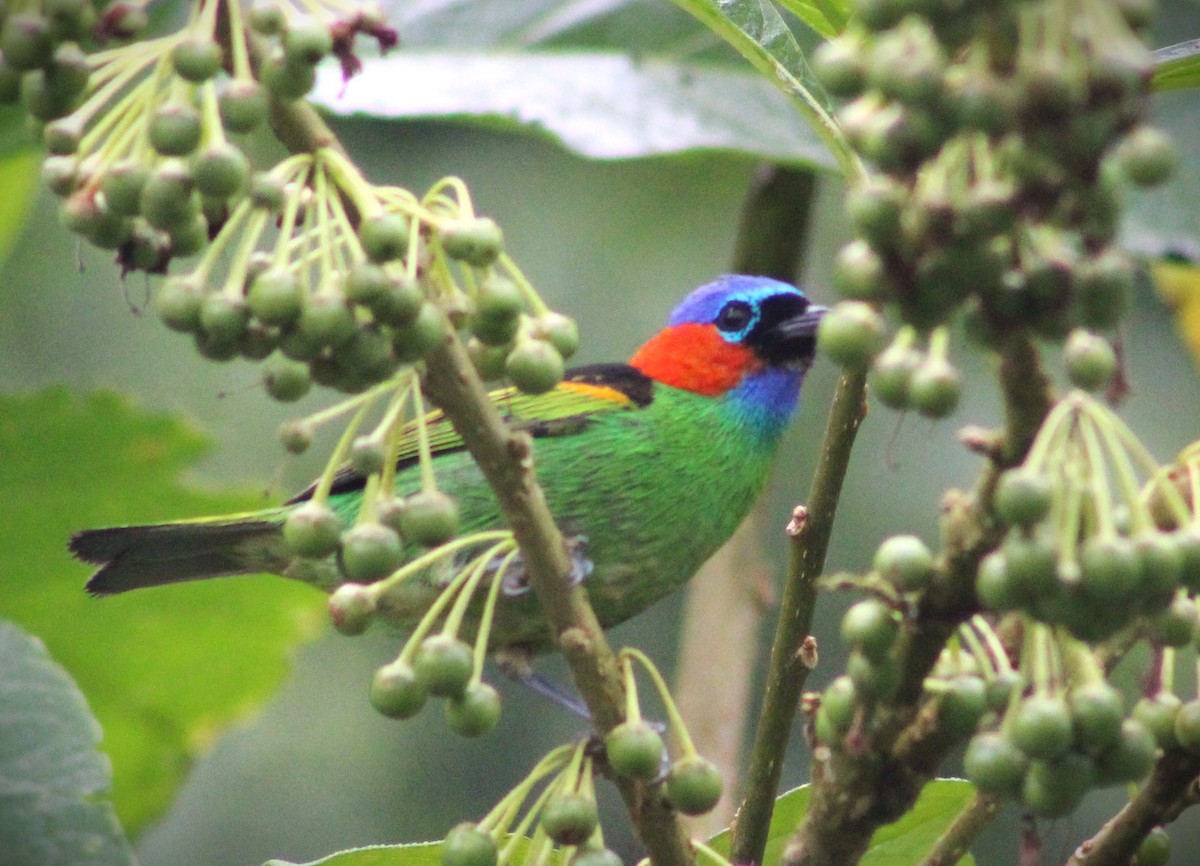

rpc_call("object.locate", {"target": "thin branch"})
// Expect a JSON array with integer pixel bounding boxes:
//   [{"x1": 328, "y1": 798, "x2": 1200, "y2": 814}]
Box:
[
  {"x1": 730, "y1": 366, "x2": 869, "y2": 865},
  {"x1": 1065, "y1": 748, "x2": 1200, "y2": 866},
  {"x1": 919, "y1": 792, "x2": 1003, "y2": 866},
  {"x1": 675, "y1": 164, "x2": 818, "y2": 838}
]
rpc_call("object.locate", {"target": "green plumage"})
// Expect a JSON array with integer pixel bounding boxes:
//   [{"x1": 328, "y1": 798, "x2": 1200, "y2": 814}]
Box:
[{"x1": 72, "y1": 375, "x2": 780, "y2": 652}]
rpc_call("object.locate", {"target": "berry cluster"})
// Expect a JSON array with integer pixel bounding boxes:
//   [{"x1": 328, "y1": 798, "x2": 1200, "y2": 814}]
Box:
[
  {"x1": 438, "y1": 651, "x2": 724, "y2": 866},
  {"x1": 35, "y1": 0, "x2": 390, "y2": 273},
  {"x1": 813, "y1": 0, "x2": 1172, "y2": 412}
]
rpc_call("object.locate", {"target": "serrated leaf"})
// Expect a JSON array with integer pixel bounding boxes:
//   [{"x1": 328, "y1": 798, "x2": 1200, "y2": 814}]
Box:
[
  {"x1": 706, "y1": 780, "x2": 975, "y2": 866},
  {"x1": 314, "y1": 52, "x2": 834, "y2": 167},
  {"x1": 0, "y1": 389, "x2": 324, "y2": 835},
  {"x1": 0, "y1": 617, "x2": 135, "y2": 866}
]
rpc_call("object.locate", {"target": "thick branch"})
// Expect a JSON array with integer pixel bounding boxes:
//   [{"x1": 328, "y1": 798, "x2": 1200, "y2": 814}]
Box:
[
  {"x1": 782, "y1": 332, "x2": 1053, "y2": 866},
  {"x1": 730, "y1": 366, "x2": 868, "y2": 865},
  {"x1": 1066, "y1": 749, "x2": 1200, "y2": 866}
]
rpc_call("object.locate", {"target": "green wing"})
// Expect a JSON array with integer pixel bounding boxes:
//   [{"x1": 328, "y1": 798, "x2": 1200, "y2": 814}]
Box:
[{"x1": 299, "y1": 363, "x2": 655, "y2": 502}]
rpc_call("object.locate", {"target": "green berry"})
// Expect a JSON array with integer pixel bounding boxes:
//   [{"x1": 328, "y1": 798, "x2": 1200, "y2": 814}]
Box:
[
  {"x1": 1177, "y1": 529, "x2": 1200, "y2": 594},
  {"x1": 665, "y1": 756, "x2": 723, "y2": 816},
  {"x1": 820, "y1": 675, "x2": 857, "y2": 735},
  {"x1": 171, "y1": 37, "x2": 222, "y2": 82},
  {"x1": 283, "y1": 20, "x2": 333, "y2": 66},
  {"x1": 343, "y1": 262, "x2": 392, "y2": 307},
  {"x1": 248, "y1": 269, "x2": 303, "y2": 326},
  {"x1": 1136, "y1": 532, "x2": 1182, "y2": 612},
  {"x1": 44, "y1": 117, "x2": 82, "y2": 154},
  {"x1": 260, "y1": 50, "x2": 316, "y2": 100},
  {"x1": 398, "y1": 490, "x2": 460, "y2": 547},
  {"x1": 350, "y1": 436, "x2": 386, "y2": 476},
  {"x1": 847, "y1": 651, "x2": 900, "y2": 700},
  {"x1": 263, "y1": 351, "x2": 312, "y2": 402},
  {"x1": 392, "y1": 303, "x2": 446, "y2": 362},
  {"x1": 372, "y1": 273, "x2": 426, "y2": 327},
  {"x1": 1012, "y1": 695, "x2": 1073, "y2": 760},
  {"x1": 1064, "y1": 329, "x2": 1116, "y2": 391},
  {"x1": 937, "y1": 675, "x2": 988, "y2": 738},
  {"x1": 371, "y1": 661, "x2": 428, "y2": 719},
  {"x1": 908, "y1": 358, "x2": 961, "y2": 419},
  {"x1": 445, "y1": 681, "x2": 501, "y2": 738},
  {"x1": 219, "y1": 80, "x2": 268, "y2": 133},
  {"x1": 248, "y1": 3, "x2": 286, "y2": 35},
  {"x1": 21, "y1": 67, "x2": 78, "y2": 120},
  {"x1": 530, "y1": 311, "x2": 580, "y2": 359},
  {"x1": 169, "y1": 212, "x2": 209, "y2": 259},
  {"x1": 1173, "y1": 699, "x2": 1200, "y2": 754},
  {"x1": 150, "y1": 104, "x2": 203, "y2": 156},
  {"x1": 540, "y1": 792, "x2": 599, "y2": 845},
  {"x1": 300, "y1": 291, "x2": 358, "y2": 347},
  {"x1": 275, "y1": 418, "x2": 332, "y2": 463},
  {"x1": 238, "y1": 323, "x2": 278, "y2": 361},
  {"x1": 606, "y1": 721, "x2": 665, "y2": 781},
  {"x1": 1073, "y1": 247, "x2": 1134, "y2": 330},
  {"x1": 1070, "y1": 682, "x2": 1125, "y2": 755},
  {"x1": 249, "y1": 173, "x2": 286, "y2": 211},
  {"x1": 440, "y1": 217, "x2": 504, "y2": 267},
  {"x1": 414, "y1": 634, "x2": 475, "y2": 698},
  {"x1": 1079, "y1": 535, "x2": 1139, "y2": 603},
  {"x1": 869, "y1": 342, "x2": 919, "y2": 410},
  {"x1": 339, "y1": 523, "x2": 403, "y2": 581},
  {"x1": 441, "y1": 823, "x2": 497, "y2": 866},
  {"x1": 812, "y1": 35, "x2": 866, "y2": 98},
  {"x1": 1021, "y1": 753, "x2": 1094, "y2": 818},
  {"x1": 2, "y1": 14, "x2": 51, "y2": 71},
  {"x1": 101, "y1": 162, "x2": 149, "y2": 217},
  {"x1": 1095, "y1": 719, "x2": 1158, "y2": 786},
  {"x1": 1115, "y1": 126, "x2": 1176, "y2": 187},
  {"x1": 1134, "y1": 693, "x2": 1182, "y2": 749},
  {"x1": 963, "y1": 731, "x2": 1026, "y2": 797},
  {"x1": 193, "y1": 143, "x2": 249, "y2": 199},
  {"x1": 359, "y1": 213, "x2": 410, "y2": 264},
  {"x1": 468, "y1": 338, "x2": 508, "y2": 380},
  {"x1": 154, "y1": 276, "x2": 205, "y2": 333},
  {"x1": 505, "y1": 338, "x2": 564, "y2": 395},
  {"x1": 283, "y1": 502, "x2": 342, "y2": 558},
  {"x1": 817, "y1": 301, "x2": 887, "y2": 369},
  {"x1": 987, "y1": 670, "x2": 1022, "y2": 712},
  {"x1": 41, "y1": 154, "x2": 79, "y2": 197},
  {"x1": 199, "y1": 293, "x2": 248, "y2": 345},
  {"x1": 140, "y1": 162, "x2": 199, "y2": 231},
  {"x1": 840, "y1": 598, "x2": 898, "y2": 660},
  {"x1": 1136, "y1": 827, "x2": 1172, "y2": 866},
  {"x1": 874, "y1": 534, "x2": 934, "y2": 591},
  {"x1": 473, "y1": 276, "x2": 524, "y2": 346},
  {"x1": 994, "y1": 469, "x2": 1053, "y2": 528},
  {"x1": 327, "y1": 582, "x2": 376, "y2": 635},
  {"x1": 1150, "y1": 593, "x2": 1197, "y2": 647},
  {"x1": 846, "y1": 179, "x2": 904, "y2": 253},
  {"x1": 833, "y1": 239, "x2": 887, "y2": 302}
]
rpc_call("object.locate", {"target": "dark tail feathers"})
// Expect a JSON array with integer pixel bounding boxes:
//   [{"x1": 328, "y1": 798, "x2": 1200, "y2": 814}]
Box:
[{"x1": 71, "y1": 519, "x2": 282, "y2": 596}]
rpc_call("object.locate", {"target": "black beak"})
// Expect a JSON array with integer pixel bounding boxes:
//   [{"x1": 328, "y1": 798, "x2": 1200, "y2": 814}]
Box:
[{"x1": 757, "y1": 303, "x2": 827, "y2": 367}]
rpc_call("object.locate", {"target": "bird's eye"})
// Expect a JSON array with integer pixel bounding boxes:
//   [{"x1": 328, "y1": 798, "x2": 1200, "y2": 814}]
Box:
[{"x1": 716, "y1": 300, "x2": 754, "y2": 333}]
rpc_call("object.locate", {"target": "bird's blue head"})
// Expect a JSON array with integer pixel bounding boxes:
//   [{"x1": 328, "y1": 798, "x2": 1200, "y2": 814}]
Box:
[{"x1": 630, "y1": 275, "x2": 826, "y2": 437}]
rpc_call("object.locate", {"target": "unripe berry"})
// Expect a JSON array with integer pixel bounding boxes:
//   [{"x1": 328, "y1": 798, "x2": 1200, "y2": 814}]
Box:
[
  {"x1": 339, "y1": 522, "x2": 403, "y2": 581},
  {"x1": 505, "y1": 338, "x2": 564, "y2": 395},
  {"x1": 817, "y1": 302, "x2": 886, "y2": 369},
  {"x1": 665, "y1": 756, "x2": 723, "y2": 816},
  {"x1": 606, "y1": 721, "x2": 665, "y2": 781},
  {"x1": 263, "y1": 351, "x2": 312, "y2": 402},
  {"x1": 328, "y1": 583, "x2": 375, "y2": 635},
  {"x1": 540, "y1": 793, "x2": 598, "y2": 845},
  {"x1": 440, "y1": 823, "x2": 497, "y2": 866},
  {"x1": 171, "y1": 37, "x2": 222, "y2": 82},
  {"x1": 283, "y1": 502, "x2": 342, "y2": 558},
  {"x1": 445, "y1": 681, "x2": 501, "y2": 738},
  {"x1": 874, "y1": 534, "x2": 934, "y2": 591},
  {"x1": 440, "y1": 217, "x2": 504, "y2": 267},
  {"x1": 414, "y1": 634, "x2": 475, "y2": 698},
  {"x1": 371, "y1": 661, "x2": 427, "y2": 719}
]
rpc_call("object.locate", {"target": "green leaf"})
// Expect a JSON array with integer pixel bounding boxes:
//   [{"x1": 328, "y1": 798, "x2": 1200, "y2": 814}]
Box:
[
  {"x1": 265, "y1": 842, "x2": 442, "y2": 866},
  {"x1": 0, "y1": 389, "x2": 324, "y2": 835},
  {"x1": 706, "y1": 780, "x2": 975, "y2": 866},
  {"x1": 0, "y1": 146, "x2": 42, "y2": 267},
  {"x1": 1154, "y1": 39, "x2": 1200, "y2": 92},
  {"x1": 775, "y1": 0, "x2": 849, "y2": 38},
  {"x1": 664, "y1": 0, "x2": 861, "y2": 178},
  {"x1": 0, "y1": 617, "x2": 135, "y2": 866},
  {"x1": 314, "y1": 52, "x2": 835, "y2": 167}
]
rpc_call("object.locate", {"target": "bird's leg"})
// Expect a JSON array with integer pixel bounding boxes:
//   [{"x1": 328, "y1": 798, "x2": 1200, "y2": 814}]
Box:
[
  {"x1": 493, "y1": 645, "x2": 593, "y2": 720},
  {"x1": 496, "y1": 534, "x2": 593, "y2": 597}
]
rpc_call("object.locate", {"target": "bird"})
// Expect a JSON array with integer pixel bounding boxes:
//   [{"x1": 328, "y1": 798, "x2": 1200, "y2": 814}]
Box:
[{"x1": 71, "y1": 275, "x2": 826, "y2": 655}]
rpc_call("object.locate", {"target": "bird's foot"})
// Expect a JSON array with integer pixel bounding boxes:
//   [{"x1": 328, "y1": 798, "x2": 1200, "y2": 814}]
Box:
[{"x1": 496, "y1": 533, "x2": 593, "y2": 598}]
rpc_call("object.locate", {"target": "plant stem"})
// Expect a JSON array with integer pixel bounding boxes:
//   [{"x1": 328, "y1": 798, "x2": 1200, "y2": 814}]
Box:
[
  {"x1": 918, "y1": 792, "x2": 1002, "y2": 866},
  {"x1": 730, "y1": 364, "x2": 868, "y2": 865},
  {"x1": 1065, "y1": 748, "x2": 1200, "y2": 866},
  {"x1": 676, "y1": 163, "x2": 818, "y2": 837}
]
